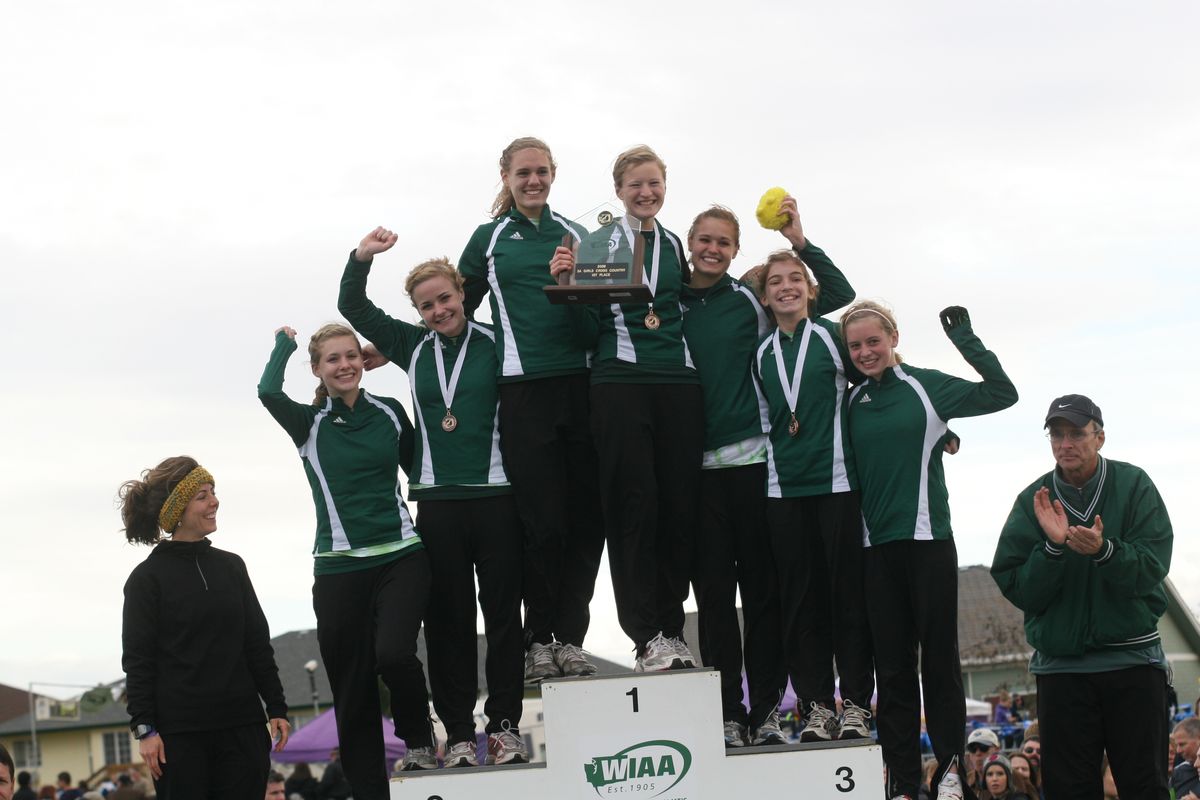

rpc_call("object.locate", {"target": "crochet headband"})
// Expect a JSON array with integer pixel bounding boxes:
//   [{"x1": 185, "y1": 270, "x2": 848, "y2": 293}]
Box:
[{"x1": 158, "y1": 466, "x2": 215, "y2": 533}]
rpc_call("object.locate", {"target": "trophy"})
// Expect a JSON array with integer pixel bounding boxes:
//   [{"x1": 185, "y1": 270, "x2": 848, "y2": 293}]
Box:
[{"x1": 544, "y1": 203, "x2": 653, "y2": 305}]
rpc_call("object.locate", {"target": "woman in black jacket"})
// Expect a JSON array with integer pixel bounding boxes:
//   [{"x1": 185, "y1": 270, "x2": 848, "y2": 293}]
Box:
[{"x1": 119, "y1": 456, "x2": 290, "y2": 800}]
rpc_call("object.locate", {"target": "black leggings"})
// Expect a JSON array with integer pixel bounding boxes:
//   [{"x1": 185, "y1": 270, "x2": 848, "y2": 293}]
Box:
[
  {"x1": 498, "y1": 375, "x2": 605, "y2": 648},
  {"x1": 313, "y1": 551, "x2": 432, "y2": 800},
  {"x1": 418, "y1": 496, "x2": 524, "y2": 744},
  {"x1": 590, "y1": 382, "x2": 703, "y2": 650}
]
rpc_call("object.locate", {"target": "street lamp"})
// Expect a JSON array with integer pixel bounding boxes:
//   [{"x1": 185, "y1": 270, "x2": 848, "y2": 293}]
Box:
[{"x1": 304, "y1": 660, "x2": 321, "y2": 722}]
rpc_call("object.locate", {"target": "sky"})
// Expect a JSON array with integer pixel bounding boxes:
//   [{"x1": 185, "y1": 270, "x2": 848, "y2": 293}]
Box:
[{"x1": 2, "y1": 0, "x2": 1197, "y2": 699}]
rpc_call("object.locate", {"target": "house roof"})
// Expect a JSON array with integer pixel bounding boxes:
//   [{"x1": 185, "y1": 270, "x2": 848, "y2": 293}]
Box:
[
  {"x1": 0, "y1": 628, "x2": 631, "y2": 736},
  {"x1": 680, "y1": 567, "x2": 1196, "y2": 670},
  {"x1": 0, "y1": 683, "x2": 31, "y2": 725},
  {"x1": 956, "y1": 565, "x2": 1032, "y2": 665}
]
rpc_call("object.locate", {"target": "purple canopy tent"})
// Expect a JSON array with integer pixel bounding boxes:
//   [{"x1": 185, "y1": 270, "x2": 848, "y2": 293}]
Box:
[
  {"x1": 274, "y1": 708, "x2": 488, "y2": 766},
  {"x1": 274, "y1": 708, "x2": 407, "y2": 765}
]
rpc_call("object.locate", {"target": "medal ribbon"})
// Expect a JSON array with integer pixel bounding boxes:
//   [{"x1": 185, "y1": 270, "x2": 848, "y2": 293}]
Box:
[
  {"x1": 619, "y1": 215, "x2": 661, "y2": 304},
  {"x1": 433, "y1": 329, "x2": 471, "y2": 415},
  {"x1": 772, "y1": 320, "x2": 813, "y2": 421}
]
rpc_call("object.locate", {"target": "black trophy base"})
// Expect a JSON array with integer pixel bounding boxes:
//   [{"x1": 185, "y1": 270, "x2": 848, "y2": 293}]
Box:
[{"x1": 544, "y1": 284, "x2": 653, "y2": 305}]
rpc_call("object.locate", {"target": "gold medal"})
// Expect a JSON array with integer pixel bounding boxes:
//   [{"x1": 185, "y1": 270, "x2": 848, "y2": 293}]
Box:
[
  {"x1": 645, "y1": 309, "x2": 661, "y2": 330},
  {"x1": 787, "y1": 412, "x2": 800, "y2": 438},
  {"x1": 441, "y1": 411, "x2": 458, "y2": 432}
]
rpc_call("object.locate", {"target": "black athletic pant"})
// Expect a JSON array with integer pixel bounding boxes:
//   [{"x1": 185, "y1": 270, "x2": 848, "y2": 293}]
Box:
[
  {"x1": 692, "y1": 463, "x2": 786, "y2": 728},
  {"x1": 499, "y1": 375, "x2": 605, "y2": 647},
  {"x1": 1038, "y1": 666, "x2": 1169, "y2": 800},
  {"x1": 313, "y1": 552, "x2": 432, "y2": 800},
  {"x1": 865, "y1": 539, "x2": 965, "y2": 800},
  {"x1": 766, "y1": 491, "x2": 874, "y2": 713},
  {"x1": 417, "y1": 496, "x2": 524, "y2": 745},
  {"x1": 591, "y1": 382, "x2": 703, "y2": 651},
  {"x1": 155, "y1": 723, "x2": 268, "y2": 800}
]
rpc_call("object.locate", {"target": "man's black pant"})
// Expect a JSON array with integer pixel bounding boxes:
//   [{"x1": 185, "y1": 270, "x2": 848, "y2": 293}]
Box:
[
  {"x1": 591, "y1": 382, "x2": 703, "y2": 650},
  {"x1": 499, "y1": 375, "x2": 605, "y2": 647},
  {"x1": 693, "y1": 462, "x2": 786, "y2": 728},
  {"x1": 155, "y1": 723, "x2": 268, "y2": 800},
  {"x1": 418, "y1": 496, "x2": 524, "y2": 744},
  {"x1": 766, "y1": 491, "x2": 874, "y2": 713},
  {"x1": 1038, "y1": 665, "x2": 1169, "y2": 800},
  {"x1": 313, "y1": 552, "x2": 432, "y2": 800},
  {"x1": 865, "y1": 539, "x2": 964, "y2": 800}
]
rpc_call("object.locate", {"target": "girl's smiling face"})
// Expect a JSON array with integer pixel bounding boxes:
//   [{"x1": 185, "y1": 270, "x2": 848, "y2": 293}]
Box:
[
  {"x1": 411, "y1": 275, "x2": 467, "y2": 338},
  {"x1": 688, "y1": 217, "x2": 738, "y2": 286},
  {"x1": 311, "y1": 335, "x2": 363, "y2": 400},
  {"x1": 844, "y1": 316, "x2": 898, "y2": 379},
  {"x1": 616, "y1": 161, "x2": 666, "y2": 224}
]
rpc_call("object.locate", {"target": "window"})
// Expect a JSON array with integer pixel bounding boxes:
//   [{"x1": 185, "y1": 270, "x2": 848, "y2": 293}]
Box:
[
  {"x1": 103, "y1": 730, "x2": 132, "y2": 765},
  {"x1": 11, "y1": 739, "x2": 41, "y2": 768}
]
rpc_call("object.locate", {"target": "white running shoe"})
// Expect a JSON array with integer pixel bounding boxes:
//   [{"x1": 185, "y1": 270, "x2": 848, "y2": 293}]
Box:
[
  {"x1": 799, "y1": 702, "x2": 837, "y2": 742},
  {"x1": 634, "y1": 633, "x2": 679, "y2": 672},
  {"x1": 443, "y1": 739, "x2": 478, "y2": 768},
  {"x1": 839, "y1": 700, "x2": 872, "y2": 739}
]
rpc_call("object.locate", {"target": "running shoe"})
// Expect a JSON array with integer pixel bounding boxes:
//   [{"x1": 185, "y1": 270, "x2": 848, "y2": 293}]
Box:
[
  {"x1": 839, "y1": 700, "x2": 872, "y2": 739},
  {"x1": 936, "y1": 756, "x2": 964, "y2": 800},
  {"x1": 799, "y1": 702, "x2": 837, "y2": 742},
  {"x1": 399, "y1": 745, "x2": 437, "y2": 771},
  {"x1": 634, "y1": 633, "x2": 680, "y2": 672},
  {"x1": 751, "y1": 709, "x2": 788, "y2": 745},
  {"x1": 669, "y1": 637, "x2": 697, "y2": 669},
  {"x1": 524, "y1": 641, "x2": 560, "y2": 683},
  {"x1": 723, "y1": 719, "x2": 748, "y2": 748},
  {"x1": 444, "y1": 739, "x2": 478, "y2": 768},
  {"x1": 486, "y1": 722, "x2": 529, "y2": 765},
  {"x1": 554, "y1": 642, "x2": 598, "y2": 677}
]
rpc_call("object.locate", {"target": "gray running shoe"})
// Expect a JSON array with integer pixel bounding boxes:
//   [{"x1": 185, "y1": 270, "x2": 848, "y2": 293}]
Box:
[
  {"x1": 800, "y1": 702, "x2": 837, "y2": 742},
  {"x1": 554, "y1": 642, "x2": 598, "y2": 677},
  {"x1": 935, "y1": 756, "x2": 964, "y2": 800},
  {"x1": 669, "y1": 637, "x2": 697, "y2": 669},
  {"x1": 723, "y1": 719, "x2": 748, "y2": 748},
  {"x1": 751, "y1": 709, "x2": 787, "y2": 745},
  {"x1": 634, "y1": 633, "x2": 678, "y2": 672},
  {"x1": 399, "y1": 745, "x2": 437, "y2": 771},
  {"x1": 524, "y1": 641, "x2": 560, "y2": 683},
  {"x1": 486, "y1": 721, "x2": 529, "y2": 765},
  {"x1": 444, "y1": 739, "x2": 478, "y2": 768},
  {"x1": 839, "y1": 700, "x2": 872, "y2": 739}
]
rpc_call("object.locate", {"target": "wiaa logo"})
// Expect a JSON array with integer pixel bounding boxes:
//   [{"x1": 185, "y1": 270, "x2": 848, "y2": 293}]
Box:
[{"x1": 583, "y1": 739, "x2": 691, "y2": 797}]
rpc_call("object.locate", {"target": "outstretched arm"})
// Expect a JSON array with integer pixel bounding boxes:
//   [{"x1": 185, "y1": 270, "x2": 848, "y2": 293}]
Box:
[
  {"x1": 257, "y1": 328, "x2": 317, "y2": 447},
  {"x1": 337, "y1": 229, "x2": 424, "y2": 367},
  {"x1": 929, "y1": 306, "x2": 1019, "y2": 420}
]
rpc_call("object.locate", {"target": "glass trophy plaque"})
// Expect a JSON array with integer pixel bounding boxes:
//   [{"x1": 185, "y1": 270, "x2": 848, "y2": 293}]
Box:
[{"x1": 544, "y1": 202, "x2": 653, "y2": 305}]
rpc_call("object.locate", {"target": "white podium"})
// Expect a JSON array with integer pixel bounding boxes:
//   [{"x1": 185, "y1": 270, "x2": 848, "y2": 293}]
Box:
[{"x1": 390, "y1": 669, "x2": 882, "y2": 799}]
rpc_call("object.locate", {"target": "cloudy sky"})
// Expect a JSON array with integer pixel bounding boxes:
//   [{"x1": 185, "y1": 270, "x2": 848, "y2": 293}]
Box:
[{"x1": 2, "y1": 0, "x2": 1196, "y2": 699}]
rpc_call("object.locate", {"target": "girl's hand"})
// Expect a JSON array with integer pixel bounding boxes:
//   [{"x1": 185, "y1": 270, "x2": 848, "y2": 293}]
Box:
[
  {"x1": 356, "y1": 227, "x2": 399, "y2": 262},
  {"x1": 778, "y1": 196, "x2": 806, "y2": 249},
  {"x1": 939, "y1": 306, "x2": 972, "y2": 333},
  {"x1": 549, "y1": 245, "x2": 576, "y2": 278},
  {"x1": 275, "y1": 326, "x2": 297, "y2": 340},
  {"x1": 139, "y1": 733, "x2": 166, "y2": 780},
  {"x1": 362, "y1": 343, "x2": 390, "y2": 371}
]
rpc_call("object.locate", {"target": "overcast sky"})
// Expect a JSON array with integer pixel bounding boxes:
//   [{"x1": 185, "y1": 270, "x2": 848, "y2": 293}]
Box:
[{"x1": 2, "y1": 0, "x2": 1196, "y2": 700}]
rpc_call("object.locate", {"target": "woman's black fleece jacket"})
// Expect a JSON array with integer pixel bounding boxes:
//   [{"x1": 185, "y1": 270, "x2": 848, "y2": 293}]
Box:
[{"x1": 121, "y1": 539, "x2": 288, "y2": 733}]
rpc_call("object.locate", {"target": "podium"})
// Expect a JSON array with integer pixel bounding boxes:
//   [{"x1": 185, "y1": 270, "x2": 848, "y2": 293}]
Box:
[{"x1": 389, "y1": 669, "x2": 882, "y2": 799}]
